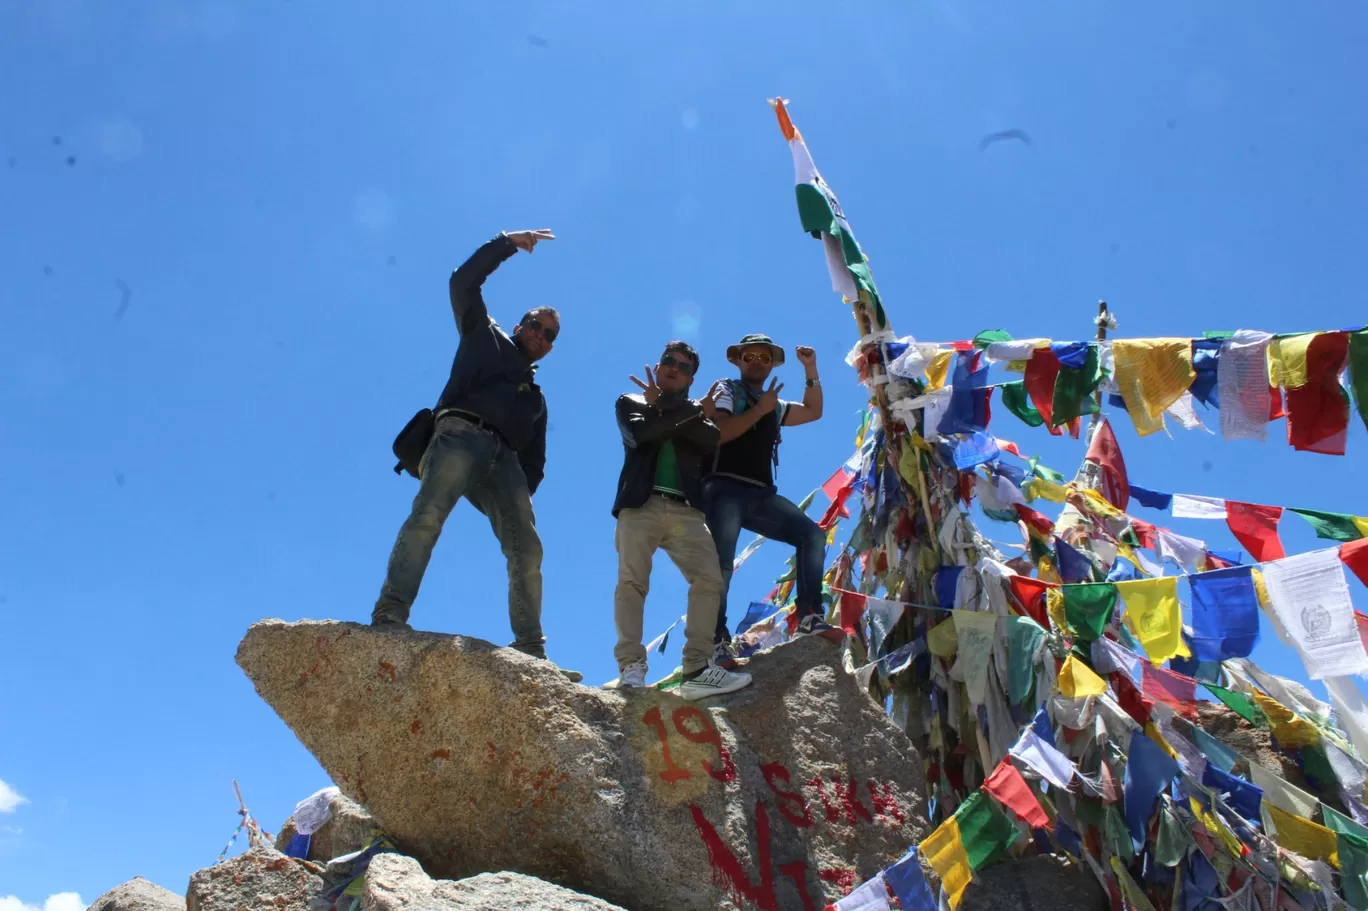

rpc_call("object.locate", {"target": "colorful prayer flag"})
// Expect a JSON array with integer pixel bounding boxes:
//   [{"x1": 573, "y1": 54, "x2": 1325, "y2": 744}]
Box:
[
  {"x1": 1224, "y1": 500, "x2": 1286, "y2": 562},
  {"x1": 1084, "y1": 417, "x2": 1129, "y2": 510},
  {"x1": 1062, "y1": 583, "x2": 1117, "y2": 642},
  {"x1": 1188, "y1": 565, "x2": 1261, "y2": 661},
  {"x1": 1290, "y1": 508, "x2": 1368, "y2": 543},
  {"x1": 1283, "y1": 331, "x2": 1351, "y2": 455},
  {"x1": 1116, "y1": 576, "x2": 1184, "y2": 665},
  {"x1": 883, "y1": 848, "x2": 937, "y2": 911},
  {"x1": 1010, "y1": 729, "x2": 1075, "y2": 790},
  {"x1": 983, "y1": 758, "x2": 1050, "y2": 829},
  {"x1": 1123, "y1": 729, "x2": 1179, "y2": 847},
  {"x1": 1057, "y1": 654, "x2": 1108, "y2": 698},
  {"x1": 1113, "y1": 339, "x2": 1196, "y2": 437},
  {"x1": 833, "y1": 873, "x2": 892, "y2": 911},
  {"x1": 1261, "y1": 548, "x2": 1368, "y2": 679},
  {"x1": 919, "y1": 791, "x2": 1017, "y2": 909},
  {"x1": 1343, "y1": 538, "x2": 1368, "y2": 587},
  {"x1": 1141, "y1": 663, "x2": 1198, "y2": 718}
]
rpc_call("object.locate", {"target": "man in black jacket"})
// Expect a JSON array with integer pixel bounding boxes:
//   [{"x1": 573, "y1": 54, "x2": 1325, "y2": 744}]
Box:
[
  {"x1": 612, "y1": 341, "x2": 753, "y2": 699},
  {"x1": 374, "y1": 229, "x2": 580, "y2": 680}
]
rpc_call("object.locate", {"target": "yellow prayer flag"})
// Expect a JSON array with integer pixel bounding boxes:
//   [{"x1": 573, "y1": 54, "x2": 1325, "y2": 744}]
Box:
[
  {"x1": 928, "y1": 617, "x2": 959, "y2": 658},
  {"x1": 1251, "y1": 567, "x2": 1271, "y2": 608},
  {"x1": 1266, "y1": 804, "x2": 1339, "y2": 868},
  {"x1": 926, "y1": 351, "x2": 954, "y2": 391},
  {"x1": 1111, "y1": 857, "x2": 1157, "y2": 911},
  {"x1": 1267, "y1": 333, "x2": 1317, "y2": 390},
  {"x1": 1117, "y1": 577, "x2": 1184, "y2": 665},
  {"x1": 1046, "y1": 587, "x2": 1067, "y2": 632},
  {"x1": 1039, "y1": 558, "x2": 1063, "y2": 586},
  {"x1": 1024, "y1": 478, "x2": 1070, "y2": 504},
  {"x1": 1077, "y1": 488, "x2": 1125, "y2": 518},
  {"x1": 1354, "y1": 517, "x2": 1368, "y2": 538},
  {"x1": 1189, "y1": 797, "x2": 1244, "y2": 859},
  {"x1": 1148, "y1": 724, "x2": 1181, "y2": 762},
  {"x1": 1251, "y1": 692, "x2": 1322, "y2": 749},
  {"x1": 1112, "y1": 339, "x2": 1197, "y2": 437},
  {"x1": 920, "y1": 815, "x2": 973, "y2": 908},
  {"x1": 1058, "y1": 654, "x2": 1108, "y2": 698}
]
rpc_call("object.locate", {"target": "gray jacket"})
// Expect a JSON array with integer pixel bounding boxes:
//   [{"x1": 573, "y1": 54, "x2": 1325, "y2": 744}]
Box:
[{"x1": 436, "y1": 235, "x2": 548, "y2": 493}]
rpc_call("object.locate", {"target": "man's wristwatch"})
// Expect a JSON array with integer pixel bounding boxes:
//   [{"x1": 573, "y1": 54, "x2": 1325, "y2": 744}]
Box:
[{"x1": 806, "y1": 377, "x2": 821, "y2": 388}]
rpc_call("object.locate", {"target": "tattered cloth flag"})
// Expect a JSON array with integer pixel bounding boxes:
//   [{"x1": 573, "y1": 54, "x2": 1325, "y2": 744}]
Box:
[
  {"x1": 1112, "y1": 339, "x2": 1196, "y2": 437},
  {"x1": 919, "y1": 790, "x2": 1017, "y2": 909},
  {"x1": 1084, "y1": 417, "x2": 1129, "y2": 510},
  {"x1": 1261, "y1": 548, "x2": 1368, "y2": 679},
  {"x1": 770, "y1": 98, "x2": 886, "y2": 329},
  {"x1": 1009, "y1": 730, "x2": 1077, "y2": 790}
]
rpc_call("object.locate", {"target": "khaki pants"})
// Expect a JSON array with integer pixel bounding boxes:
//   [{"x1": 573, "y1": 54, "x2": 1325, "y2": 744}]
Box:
[{"x1": 614, "y1": 495, "x2": 723, "y2": 676}]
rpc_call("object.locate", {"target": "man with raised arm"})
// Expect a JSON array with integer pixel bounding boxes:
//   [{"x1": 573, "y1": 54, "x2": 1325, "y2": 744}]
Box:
[
  {"x1": 610, "y1": 341, "x2": 753, "y2": 700},
  {"x1": 372, "y1": 229, "x2": 581, "y2": 682},
  {"x1": 702, "y1": 334, "x2": 830, "y2": 663}
]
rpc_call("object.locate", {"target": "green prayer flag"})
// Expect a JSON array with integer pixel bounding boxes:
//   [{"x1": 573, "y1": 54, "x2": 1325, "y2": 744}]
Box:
[
  {"x1": 1351, "y1": 330, "x2": 1368, "y2": 433},
  {"x1": 1007, "y1": 617, "x2": 1046, "y2": 705},
  {"x1": 1063, "y1": 583, "x2": 1117, "y2": 642},
  {"x1": 1324, "y1": 805, "x2": 1368, "y2": 910},
  {"x1": 1202, "y1": 330, "x2": 1236, "y2": 340},
  {"x1": 1301, "y1": 745, "x2": 1339, "y2": 792},
  {"x1": 1073, "y1": 797, "x2": 1106, "y2": 832},
  {"x1": 955, "y1": 790, "x2": 1019, "y2": 870},
  {"x1": 1104, "y1": 805, "x2": 1135, "y2": 861},
  {"x1": 1203, "y1": 684, "x2": 1265, "y2": 727},
  {"x1": 1051, "y1": 344, "x2": 1102, "y2": 427},
  {"x1": 1027, "y1": 458, "x2": 1066, "y2": 484},
  {"x1": 1289, "y1": 507, "x2": 1366, "y2": 543},
  {"x1": 1001, "y1": 381, "x2": 1046, "y2": 427},
  {"x1": 1155, "y1": 805, "x2": 1193, "y2": 867},
  {"x1": 974, "y1": 329, "x2": 1013, "y2": 349}
]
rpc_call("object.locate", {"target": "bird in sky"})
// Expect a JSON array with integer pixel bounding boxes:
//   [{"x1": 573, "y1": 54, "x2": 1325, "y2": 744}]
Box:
[{"x1": 979, "y1": 129, "x2": 1032, "y2": 151}]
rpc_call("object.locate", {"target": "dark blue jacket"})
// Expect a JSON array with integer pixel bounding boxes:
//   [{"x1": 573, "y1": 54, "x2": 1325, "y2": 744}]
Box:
[{"x1": 437, "y1": 235, "x2": 548, "y2": 493}]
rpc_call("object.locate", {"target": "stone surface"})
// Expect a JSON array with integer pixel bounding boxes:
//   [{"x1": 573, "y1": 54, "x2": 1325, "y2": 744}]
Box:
[
  {"x1": 961, "y1": 855, "x2": 1107, "y2": 911},
  {"x1": 274, "y1": 792, "x2": 379, "y2": 863},
  {"x1": 88, "y1": 876, "x2": 184, "y2": 911},
  {"x1": 186, "y1": 845, "x2": 325, "y2": 911},
  {"x1": 237, "y1": 620, "x2": 931, "y2": 911},
  {"x1": 362, "y1": 853, "x2": 629, "y2": 910}
]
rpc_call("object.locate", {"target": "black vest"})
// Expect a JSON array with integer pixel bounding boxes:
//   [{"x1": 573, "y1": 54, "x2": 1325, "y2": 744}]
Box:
[{"x1": 711, "y1": 381, "x2": 781, "y2": 487}]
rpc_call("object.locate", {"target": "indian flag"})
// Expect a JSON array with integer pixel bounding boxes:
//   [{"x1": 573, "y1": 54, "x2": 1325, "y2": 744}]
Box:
[
  {"x1": 769, "y1": 98, "x2": 888, "y2": 329},
  {"x1": 919, "y1": 790, "x2": 1018, "y2": 907}
]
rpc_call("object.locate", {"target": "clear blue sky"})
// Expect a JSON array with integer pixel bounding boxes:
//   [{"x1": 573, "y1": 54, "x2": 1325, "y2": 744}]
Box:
[{"x1": 2, "y1": 1, "x2": 1366, "y2": 905}]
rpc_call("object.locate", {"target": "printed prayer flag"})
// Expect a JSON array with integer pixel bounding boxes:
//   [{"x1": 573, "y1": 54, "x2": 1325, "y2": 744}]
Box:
[
  {"x1": 1224, "y1": 501, "x2": 1286, "y2": 562},
  {"x1": 935, "y1": 566, "x2": 965, "y2": 609},
  {"x1": 1200, "y1": 763, "x2": 1262, "y2": 822},
  {"x1": 1000, "y1": 381, "x2": 1045, "y2": 428},
  {"x1": 1290, "y1": 508, "x2": 1368, "y2": 543},
  {"x1": 1052, "y1": 343, "x2": 1102, "y2": 426},
  {"x1": 1218, "y1": 329, "x2": 1277, "y2": 442},
  {"x1": 1324, "y1": 806, "x2": 1368, "y2": 911},
  {"x1": 771, "y1": 99, "x2": 887, "y2": 327},
  {"x1": 1249, "y1": 763, "x2": 1319, "y2": 837},
  {"x1": 838, "y1": 590, "x2": 868, "y2": 639},
  {"x1": 1062, "y1": 583, "x2": 1117, "y2": 642},
  {"x1": 955, "y1": 611, "x2": 999, "y2": 706},
  {"x1": 1054, "y1": 538, "x2": 1094, "y2": 584},
  {"x1": 1171, "y1": 494, "x2": 1228, "y2": 519},
  {"x1": 1250, "y1": 692, "x2": 1321, "y2": 749},
  {"x1": 1084, "y1": 417, "x2": 1129, "y2": 510},
  {"x1": 1141, "y1": 663, "x2": 1198, "y2": 718},
  {"x1": 1190, "y1": 727, "x2": 1241, "y2": 774},
  {"x1": 1260, "y1": 548, "x2": 1368, "y2": 679},
  {"x1": 1057, "y1": 654, "x2": 1108, "y2": 698},
  {"x1": 927, "y1": 617, "x2": 958, "y2": 658},
  {"x1": 1113, "y1": 338, "x2": 1197, "y2": 437},
  {"x1": 884, "y1": 848, "x2": 937, "y2": 911},
  {"x1": 1188, "y1": 565, "x2": 1261, "y2": 661},
  {"x1": 1010, "y1": 729, "x2": 1075, "y2": 790},
  {"x1": 1266, "y1": 804, "x2": 1339, "y2": 867},
  {"x1": 1123, "y1": 729, "x2": 1180, "y2": 847},
  {"x1": 1116, "y1": 577, "x2": 1184, "y2": 665},
  {"x1": 1203, "y1": 683, "x2": 1262, "y2": 726},
  {"x1": 1007, "y1": 618, "x2": 1046, "y2": 705},
  {"x1": 833, "y1": 873, "x2": 892, "y2": 911},
  {"x1": 983, "y1": 758, "x2": 1050, "y2": 829},
  {"x1": 1326, "y1": 676, "x2": 1368, "y2": 763}
]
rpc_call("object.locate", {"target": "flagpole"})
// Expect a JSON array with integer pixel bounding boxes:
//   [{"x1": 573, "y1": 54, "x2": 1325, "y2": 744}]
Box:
[{"x1": 1074, "y1": 300, "x2": 1114, "y2": 487}]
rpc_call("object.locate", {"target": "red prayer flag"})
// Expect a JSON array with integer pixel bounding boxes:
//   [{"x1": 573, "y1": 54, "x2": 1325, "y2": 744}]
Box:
[
  {"x1": 1007, "y1": 576, "x2": 1055, "y2": 629},
  {"x1": 1112, "y1": 671, "x2": 1154, "y2": 727},
  {"x1": 837, "y1": 590, "x2": 867, "y2": 637},
  {"x1": 1014, "y1": 503, "x2": 1055, "y2": 539},
  {"x1": 1024, "y1": 348, "x2": 1064, "y2": 436},
  {"x1": 1285, "y1": 332, "x2": 1351, "y2": 456},
  {"x1": 1142, "y1": 663, "x2": 1199, "y2": 719},
  {"x1": 1084, "y1": 418, "x2": 1129, "y2": 511},
  {"x1": 1343, "y1": 539, "x2": 1368, "y2": 588},
  {"x1": 996, "y1": 438, "x2": 1023, "y2": 458},
  {"x1": 1354, "y1": 611, "x2": 1368, "y2": 659},
  {"x1": 1205, "y1": 551, "x2": 1237, "y2": 570},
  {"x1": 983, "y1": 759, "x2": 1051, "y2": 829},
  {"x1": 818, "y1": 483, "x2": 855, "y2": 530},
  {"x1": 1129, "y1": 519, "x2": 1159, "y2": 550},
  {"x1": 821, "y1": 467, "x2": 852, "y2": 502},
  {"x1": 1224, "y1": 501, "x2": 1286, "y2": 563}
]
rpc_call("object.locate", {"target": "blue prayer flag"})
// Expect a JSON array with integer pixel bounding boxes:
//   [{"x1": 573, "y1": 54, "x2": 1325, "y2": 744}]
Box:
[
  {"x1": 1107, "y1": 557, "x2": 1141, "y2": 583},
  {"x1": 1124, "y1": 729, "x2": 1180, "y2": 848},
  {"x1": 284, "y1": 832, "x2": 312, "y2": 859},
  {"x1": 884, "y1": 848, "x2": 937, "y2": 911},
  {"x1": 1030, "y1": 707, "x2": 1055, "y2": 742},
  {"x1": 1188, "y1": 566, "x2": 1260, "y2": 661},
  {"x1": 1051, "y1": 341, "x2": 1090, "y2": 369},
  {"x1": 1130, "y1": 485, "x2": 1174, "y2": 511},
  {"x1": 952, "y1": 431, "x2": 1000, "y2": 470},
  {"x1": 1191, "y1": 728, "x2": 1240, "y2": 774},
  {"x1": 1055, "y1": 538, "x2": 1093, "y2": 583},
  {"x1": 1053, "y1": 819, "x2": 1082, "y2": 857},
  {"x1": 1201, "y1": 764, "x2": 1262, "y2": 822},
  {"x1": 734, "y1": 602, "x2": 773, "y2": 638},
  {"x1": 934, "y1": 566, "x2": 963, "y2": 609},
  {"x1": 1190, "y1": 339, "x2": 1222, "y2": 408},
  {"x1": 938, "y1": 352, "x2": 990, "y2": 435}
]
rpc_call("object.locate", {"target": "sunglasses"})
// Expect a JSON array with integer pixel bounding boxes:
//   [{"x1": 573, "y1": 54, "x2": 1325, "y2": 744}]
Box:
[
  {"x1": 741, "y1": 351, "x2": 772, "y2": 365},
  {"x1": 659, "y1": 353, "x2": 697, "y2": 376},
  {"x1": 522, "y1": 316, "x2": 558, "y2": 344}
]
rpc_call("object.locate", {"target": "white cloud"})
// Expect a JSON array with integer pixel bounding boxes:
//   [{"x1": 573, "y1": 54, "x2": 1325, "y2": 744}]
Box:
[
  {"x1": 0, "y1": 780, "x2": 26, "y2": 814},
  {"x1": 0, "y1": 895, "x2": 85, "y2": 911}
]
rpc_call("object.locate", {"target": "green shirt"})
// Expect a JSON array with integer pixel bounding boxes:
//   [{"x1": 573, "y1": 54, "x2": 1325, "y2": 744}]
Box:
[{"x1": 653, "y1": 441, "x2": 685, "y2": 497}]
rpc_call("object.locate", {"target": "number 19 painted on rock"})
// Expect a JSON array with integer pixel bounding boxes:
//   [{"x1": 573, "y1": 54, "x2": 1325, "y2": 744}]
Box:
[{"x1": 642, "y1": 705, "x2": 737, "y2": 783}]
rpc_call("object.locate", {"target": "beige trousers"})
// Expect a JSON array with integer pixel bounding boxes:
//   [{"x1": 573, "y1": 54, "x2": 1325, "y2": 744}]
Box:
[{"x1": 614, "y1": 495, "x2": 723, "y2": 675}]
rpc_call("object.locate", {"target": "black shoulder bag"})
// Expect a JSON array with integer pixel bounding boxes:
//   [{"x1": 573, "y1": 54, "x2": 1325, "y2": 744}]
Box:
[{"x1": 392, "y1": 408, "x2": 435, "y2": 478}]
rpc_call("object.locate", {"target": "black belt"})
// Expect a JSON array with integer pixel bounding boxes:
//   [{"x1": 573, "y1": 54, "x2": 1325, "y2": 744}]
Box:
[{"x1": 437, "y1": 409, "x2": 508, "y2": 445}]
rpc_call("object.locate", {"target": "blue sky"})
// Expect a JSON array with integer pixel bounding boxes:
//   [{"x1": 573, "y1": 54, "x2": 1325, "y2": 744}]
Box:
[{"x1": 2, "y1": 0, "x2": 1366, "y2": 905}]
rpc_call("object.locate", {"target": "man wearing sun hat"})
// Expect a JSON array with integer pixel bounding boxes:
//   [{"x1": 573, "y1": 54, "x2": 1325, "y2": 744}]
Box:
[{"x1": 700, "y1": 334, "x2": 830, "y2": 663}]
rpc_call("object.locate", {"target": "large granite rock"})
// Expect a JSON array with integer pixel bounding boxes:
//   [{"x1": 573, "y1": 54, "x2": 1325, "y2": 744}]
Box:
[
  {"x1": 237, "y1": 620, "x2": 931, "y2": 911},
  {"x1": 274, "y1": 791, "x2": 379, "y2": 863},
  {"x1": 88, "y1": 876, "x2": 183, "y2": 911},
  {"x1": 186, "y1": 845, "x2": 325, "y2": 911},
  {"x1": 961, "y1": 855, "x2": 1107, "y2": 911},
  {"x1": 362, "y1": 853, "x2": 629, "y2": 910}
]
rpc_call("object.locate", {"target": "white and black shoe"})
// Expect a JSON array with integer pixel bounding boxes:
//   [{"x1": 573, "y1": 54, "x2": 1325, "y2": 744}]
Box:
[
  {"x1": 678, "y1": 665, "x2": 753, "y2": 701},
  {"x1": 793, "y1": 614, "x2": 835, "y2": 637}
]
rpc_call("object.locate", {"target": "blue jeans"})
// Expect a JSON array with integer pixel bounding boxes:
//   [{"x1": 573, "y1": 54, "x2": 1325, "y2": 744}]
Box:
[
  {"x1": 373, "y1": 414, "x2": 545, "y2": 657},
  {"x1": 702, "y1": 476, "x2": 827, "y2": 643}
]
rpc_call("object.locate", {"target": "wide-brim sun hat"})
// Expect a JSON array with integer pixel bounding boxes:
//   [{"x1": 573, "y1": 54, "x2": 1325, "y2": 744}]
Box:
[{"x1": 726, "y1": 334, "x2": 785, "y2": 366}]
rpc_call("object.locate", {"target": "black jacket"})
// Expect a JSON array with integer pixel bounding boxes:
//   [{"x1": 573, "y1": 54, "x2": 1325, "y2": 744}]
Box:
[
  {"x1": 612, "y1": 394, "x2": 720, "y2": 517},
  {"x1": 437, "y1": 235, "x2": 548, "y2": 493}
]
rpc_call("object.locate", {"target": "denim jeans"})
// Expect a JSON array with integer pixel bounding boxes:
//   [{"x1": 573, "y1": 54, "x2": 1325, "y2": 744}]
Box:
[
  {"x1": 702, "y1": 476, "x2": 827, "y2": 643},
  {"x1": 373, "y1": 414, "x2": 546, "y2": 657}
]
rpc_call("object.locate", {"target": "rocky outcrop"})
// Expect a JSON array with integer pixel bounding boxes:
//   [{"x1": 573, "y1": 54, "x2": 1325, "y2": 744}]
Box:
[
  {"x1": 362, "y1": 853, "x2": 629, "y2": 911},
  {"x1": 274, "y1": 791, "x2": 379, "y2": 864},
  {"x1": 237, "y1": 620, "x2": 931, "y2": 911},
  {"x1": 186, "y1": 846, "x2": 325, "y2": 911},
  {"x1": 88, "y1": 876, "x2": 183, "y2": 911},
  {"x1": 961, "y1": 855, "x2": 1107, "y2": 911}
]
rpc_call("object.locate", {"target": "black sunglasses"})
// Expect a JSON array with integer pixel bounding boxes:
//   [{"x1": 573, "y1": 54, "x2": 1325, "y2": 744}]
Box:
[
  {"x1": 522, "y1": 316, "x2": 558, "y2": 344},
  {"x1": 660, "y1": 353, "x2": 697, "y2": 376}
]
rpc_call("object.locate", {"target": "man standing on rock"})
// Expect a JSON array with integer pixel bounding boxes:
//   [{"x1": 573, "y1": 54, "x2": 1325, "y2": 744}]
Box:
[
  {"x1": 703, "y1": 335, "x2": 832, "y2": 663},
  {"x1": 373, "y1": 229, "x2": 581, "y2": 682},
  {"x1": 611, "y1": 341, "x2": 753, "y2": 700}
]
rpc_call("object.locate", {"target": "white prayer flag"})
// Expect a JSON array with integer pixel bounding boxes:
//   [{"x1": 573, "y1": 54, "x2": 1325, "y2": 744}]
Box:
[
  {"x1": 1165, "y1": 391, "x2": 1210, "y2": 432},
  {"x1": 1010, "y1": 729, "x2": 1076, "y2": 790},
  {"x1": 834, "y1": 873, "x2": 892, "y2": 911},
  {"x1": 1218, "y1": 330, "x2": 1274, "y2": 442},
  {"x1": 1171, "y1": 494, "x2": 1228, "y2": 520},
  {"x1": 955, "y1": 611, "x2": 999, "y2": 707},
  {"x1": 1261, "y1": 549, "x2": 1368, "y2": 680},
  {"x1": 1157, "y1": 529, "x2": 1206, "y2": 573},
  {"x1": 1249, "y1": 762, "x2": 1319, "y2": 837},
  {"x1": 1327, "y1": 676, "x2": 1368, "y2": 764}
]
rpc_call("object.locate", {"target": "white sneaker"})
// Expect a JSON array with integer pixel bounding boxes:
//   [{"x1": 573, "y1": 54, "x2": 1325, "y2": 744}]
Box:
[
  {"x1": 619, "y1": 661, "x2": 648, "y2": 688},
  {"x1": 678, "y1": 665, "x2": 753, "y2": 701}
]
